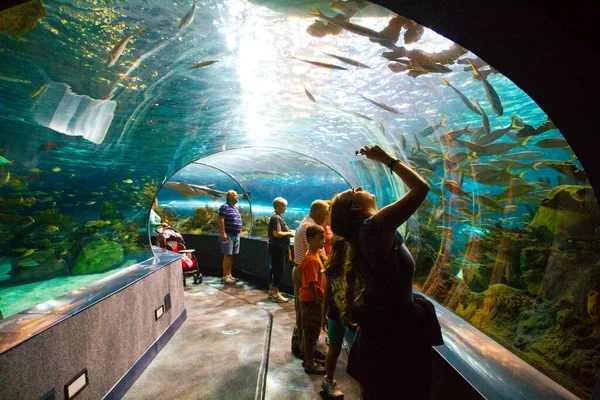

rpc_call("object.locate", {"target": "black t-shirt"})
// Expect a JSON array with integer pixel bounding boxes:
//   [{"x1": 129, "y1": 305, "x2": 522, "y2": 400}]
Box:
[{"x1": 268, "y1": 213, "x2": 290, "y2": 247}]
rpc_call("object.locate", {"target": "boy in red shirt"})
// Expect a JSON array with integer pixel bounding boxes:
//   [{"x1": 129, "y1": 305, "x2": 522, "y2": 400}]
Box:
[{"x1": 298, "y1": 224, "x2": 326, "y2": 374}]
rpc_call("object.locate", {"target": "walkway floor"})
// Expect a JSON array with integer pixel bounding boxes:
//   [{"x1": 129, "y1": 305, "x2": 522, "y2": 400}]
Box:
[{"x1": 124, "y1": 276, "x2": 360, "y2": 399}]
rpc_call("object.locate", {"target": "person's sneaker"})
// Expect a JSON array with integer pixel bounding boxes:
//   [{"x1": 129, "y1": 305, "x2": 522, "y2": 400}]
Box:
[
  {"x1": 222, "y1": 276, "x2": 236, "y2": 285},
  {"x1": 271, "y1": 293, "x2": 289, "y2": 303},
  {"x1": 267, "y1": 292, "x2": 274, "y2": 300},
  {"x1": 321, "y1": 376, "x2": 344, "y2": 398},
  {"x1": 229, "y1": 275, "x2": 240, "y2": 282}
]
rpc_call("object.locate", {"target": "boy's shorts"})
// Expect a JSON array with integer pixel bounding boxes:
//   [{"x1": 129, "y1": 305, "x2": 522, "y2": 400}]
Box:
[
  {"x1": 328, "y1": 318, "x2": 357, "y2": 347},
  {"x1": 300, "y1": 301, "x2": 322, "y2": 344},
  {"x1": 220, "y1": 234, "x2": 239, "y2": 255}
]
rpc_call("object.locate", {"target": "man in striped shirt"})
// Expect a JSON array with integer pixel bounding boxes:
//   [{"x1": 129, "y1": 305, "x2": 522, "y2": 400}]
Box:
[
  {"x1": 218, "y1": 190, "x2": 242, "y2": 285},
  {"x1": 291, "y1": 199, "x2": 330, "y2": 359}
]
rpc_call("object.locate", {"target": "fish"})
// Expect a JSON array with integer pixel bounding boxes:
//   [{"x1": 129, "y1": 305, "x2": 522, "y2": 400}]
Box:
[
  {"x1": 303, "y1": 84, "x2": 316, "y2": 102},
  {"x1": 47, "y1": 225, "x2": 59, "y2": 232},
  {"x1": 291, "y1": 56, "x2": 347, "y2": 70},
  {"x1": 0, "y1": 156, "x2": 13, "y2": 165},
  {"x1": 438, "y1": 77, "x2": 481, "y2": 116},
  {"x1": 511, "y1": 116, "x2": 537, "y2": 137},
  {"x1": 475, "y1": 169, "x2": 527, "y2": 187},
  {"x1": 191, "y1": 60, "x2": 218, "y2": 69},
  {"x1": 406, "y1": 49, "x2": 453, "y2": 74},
  {"x1": 21, "y1": 248, "x2": 38, "y2": 257},
  {"x1": 0, "y1": 169, "x2": 9, "y2": 187},
  {"x1": 309, "y1": 7, "x2": 391, "y2": 43},
  {"x1": 475, "y1": 194, "x2": 501, "y2": 210},
  {"x1": 443, "y1": 179, "x2": 470, "y2": 197},
  {"x1": 85, "y1": 220, "x2": 112, "y2": 228},
  {"x1": 417, "y1": 116, "x2": 447, "y2": 137},
  {"x1": 467, "y1": 59, "x2": 503, "y2": 116},
  {"x1": 497, "y1": 182, "x2": 536, "y2": 199},
  {"x1": 478, "y1": 142, "x2": 523, "y2": 156},
  {"x1": 52, "y1": 167, "x2": 61, "y2": 172},
  {"x1": 535, "y1": 138, "x2": 570, "y2": 149},
  {"x1": 85, "y1": 201, "x2": 97, "y2": 205},
  {"x1": 40, "y1": 141, "x2": 62, "y2": 151},
  {"x1": 490, "y1": 159, "x2": 530, "y2": 170},
  {"x1": 322, "y1": 52, "x2": 370, "y2": 69},
  {"x1": 107, "y1": 25, "x2": 149, "y2": 68},
  {"x1": 179, "y1": 1, "x2": 197, "y2": 30},
  {"x1": 122, "y1": 179, "x2": 133, "y2": 184},
  {"x1": 503, "y1": 205, "x2": 519, "y2": 214},
  {"x1": 438, "y1": 124, "x2": 472, "y2": 146},
  {"x1": 30, "y1": 168, "x2": 42, "y2": 173},
  {"x1": 535, "y1": 119, "x2": 556, "y2": 135},
  {"x1": 443, "y1": 151, "x2": 471, "y2": 164},
  {"x1": 359, "y1": 95, "x2": 402, "y2": 115},
  {"x1": 473, "y1": 99, "x2": 490, "y2": 135},
  {"x1": 29, "y1": 83, "x2": 48, "y2": 98},
  {"x1": 502, "y1": 151, "x2": 546, "y2": 161},
  {"x1": 476, "y1": 126, "x2": 513, "y2": 146}
]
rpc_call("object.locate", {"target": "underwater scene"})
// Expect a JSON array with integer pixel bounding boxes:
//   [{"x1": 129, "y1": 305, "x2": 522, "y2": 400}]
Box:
[{"x1": 0, "y1": 0, "x2": 598, "y2": 396}]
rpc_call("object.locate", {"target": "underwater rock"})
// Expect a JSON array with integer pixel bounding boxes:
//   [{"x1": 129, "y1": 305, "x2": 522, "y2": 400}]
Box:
[
  {"x1": 521, "y1": 246, "x2": 551, "y2": 295},
  {"x1": 530, "y1": 185, "x2": 599, "y2": 236},
  {"x1": 72, "y1": 240, "x2": 124, "y2": 275},
  {"x1": 10, "y1": 250, "x2": 68, "y2": 283},
  {"x1": 0, "y1": 0, "x2": 46, "y2": 36}
]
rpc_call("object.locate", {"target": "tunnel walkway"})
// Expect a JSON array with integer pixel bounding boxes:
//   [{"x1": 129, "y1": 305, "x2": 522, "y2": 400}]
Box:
[{"x1": 123, "y1": 276, "x2": 361, "y2": 399}]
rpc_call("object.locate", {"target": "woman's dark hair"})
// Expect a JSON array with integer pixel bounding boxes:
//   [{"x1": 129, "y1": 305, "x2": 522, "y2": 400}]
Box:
[
  {"x1": 323, "y1": 236, "x2": 347, "y2": 276},
  {"x1": 331, "y1": 192, "x2": 366, "y2": 327}
]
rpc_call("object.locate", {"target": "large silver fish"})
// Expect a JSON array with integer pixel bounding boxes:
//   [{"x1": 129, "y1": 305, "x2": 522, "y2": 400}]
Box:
[
  {"x1": 310, "y1": 7, "x2": 391, "y2": 43},
  {"x1": 359, "y1": 94, "x2": 402, "y2": 115},
  {"x1": 417, "y1": 116, "x2": 446, "y2": 137},
  {"x1": 179, "y1": 2, "x2": 197, "y2": 30},
  {"x1": 107, "y1": 26, "x2": 149, "y2": 68},
  {"x1": 473, "y1": 99, "x2": 490, "y2": 135},
  {"x1": 468, "y1": 59, "x2": 503, "y2": 116},
  {"x1": 439, "y1": 77, "x2": 481, "y2": 116},
  {"x1": 322, "y1": 52, "x2": 371, "y2": 69}
]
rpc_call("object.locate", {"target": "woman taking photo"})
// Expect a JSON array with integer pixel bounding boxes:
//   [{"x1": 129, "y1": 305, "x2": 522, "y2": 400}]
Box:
[{"x1": 330, "y1": 145, "x2": 441, "y2": 400}]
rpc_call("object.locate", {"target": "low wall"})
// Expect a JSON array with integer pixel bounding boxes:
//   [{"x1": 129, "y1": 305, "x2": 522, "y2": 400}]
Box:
[{"x1": 0, "y1": 248, "x2": 185, "y2": 400}]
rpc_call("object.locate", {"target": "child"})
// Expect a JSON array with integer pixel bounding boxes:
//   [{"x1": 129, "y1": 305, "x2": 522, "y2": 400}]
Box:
[
  {"x1": 298, "y1": 224, "x2": 326, "y2": 374},
  {"x1": 321, "y1": 236, "x2": 357, "y2": 398}
]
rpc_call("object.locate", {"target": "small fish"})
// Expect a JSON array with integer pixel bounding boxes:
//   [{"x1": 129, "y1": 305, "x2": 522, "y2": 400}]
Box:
[
  {"x1": 40, "y1": 141, "x2": 62, "y2": 151},
  {"x1": 191, "y1": 60, "x2": 218, "y2": 69},
  {"x1": 85, "y1": 201, "x2": 96, "y2": 205},
  {"x1": 0, "y1": 170, "x2": 9, "y2": 187},
  {"x1": 52, "y1": 167, "x2": 61, "y2": 172},
  {"x1": 417, "y1": 116, "x2": 446, "y2": 137},
  {"x1": 107, "y1": 25, "x2": 150, "y2": 68},
  {"x1": 439, "y1": 77, "x2": 481, "y2": 116},
  {"x1": 291, "y1": 56, "x2": 347, "y2": 71},
  {"x1": 0, "y1": 156, "x2": 13, "y2": 165},
  {"x1": 47, "y1": 225, "x2": 59, "y2": 232},
  {"x1": 303, "y1": 84, "x2": 316, "y2": 102},
  {"x1": 476, "y1": 126, "x2": 513, "y2": 146},
  {"x1": 179, "y1": 1, "x2": 197, "y2": 31},
  {"x1": 473, "y1": 99, "x2": 490, "y2": 135},
  {"x1": 30, "y1": 167, "x2": 42, "y2": 173},
  {"x1": 443, "y1": 179, "x2": 470, "y2": 197},
  {"x1": 503, "y1": 205, "x2": 519, "y2": 214},
  {"x1": 22, "y1": 248, "x2": 38, "y2": 257},
  {"x1": 122, "y1": 179, "x2": 133, "y2": 184},
  {"x1": 29, "y1": 84, "x2": 48, "y2": 98},
  {"x1": 535, "y1": 138, "x2": 570, "y2": 149},
  {"x1": 13, "y1": 248, "x2": 28, "y2": 252},
  {"x1": 322, "y1": 52, "x2": 370, "y2": 69},
  {"x1": 511, "y1": 116, "x2": 537, "y2": 137},
  {"x1": 502, "y1": 151, "x2": 546, "y2": 161},
  {"x1": 467, "y1": 59, "x2": 503, "y2": 116},
  {"x1": 359, "y1": 95, "x2": 402, "y2": 115}
]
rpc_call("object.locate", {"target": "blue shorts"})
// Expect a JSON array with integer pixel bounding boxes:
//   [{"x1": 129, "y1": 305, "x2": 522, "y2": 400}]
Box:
[
  {"x1": 328, "y1": 318, "x2": 356, "y2": 347},
  {"x1": 220, "y1": 234, "x2": 240, "y2": 255}
]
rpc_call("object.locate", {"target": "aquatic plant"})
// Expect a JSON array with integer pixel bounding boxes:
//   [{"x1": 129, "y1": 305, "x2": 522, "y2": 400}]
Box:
[{"x1": 250, "y1": 216, "x2": 270, "y2": 238}]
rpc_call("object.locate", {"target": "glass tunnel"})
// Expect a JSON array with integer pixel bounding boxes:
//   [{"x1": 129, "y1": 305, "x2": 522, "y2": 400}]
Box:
[{"x1": 0, "y1": 0, "x2": 598, "y2": 397}]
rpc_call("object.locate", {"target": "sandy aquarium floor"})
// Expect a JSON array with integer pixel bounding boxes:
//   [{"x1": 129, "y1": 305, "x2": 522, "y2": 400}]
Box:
[{"x1": 124, "y1": 276, "x2": 361, "y2": 400}]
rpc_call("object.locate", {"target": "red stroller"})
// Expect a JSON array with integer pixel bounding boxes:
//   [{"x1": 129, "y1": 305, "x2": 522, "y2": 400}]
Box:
[{"x1": 156, "y1": 226, "x2": 202, "y2": 285}]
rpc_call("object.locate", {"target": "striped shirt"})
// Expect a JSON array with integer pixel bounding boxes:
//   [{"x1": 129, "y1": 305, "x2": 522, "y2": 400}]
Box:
[
  {"x1": 293, "y1": 216, "x2": 326, "y2": 265},
  {"x1": 218, "y1": 203, "x2": 242, "y2": 235}
]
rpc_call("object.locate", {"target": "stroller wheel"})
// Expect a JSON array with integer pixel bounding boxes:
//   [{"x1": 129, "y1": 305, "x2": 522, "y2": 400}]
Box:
[
  {"x1": 183, "y1": 276, "x2": 187, "y2": 286},
  {"x1": 194, "y1": 274, "x2": 202, "y2": 284}
]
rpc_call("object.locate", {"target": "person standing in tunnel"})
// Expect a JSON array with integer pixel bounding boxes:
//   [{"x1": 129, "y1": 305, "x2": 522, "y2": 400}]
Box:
[
  {"x1": 268, "y1": 197, "x2": 295, "y2": 303},
  {"x1": 218, "y1": 190, "x2": 242, "y2": 285},
  {"x1": 291, "y1": 199, "x2": 330, "y2": 359},
  {"x1": 330, "y1": 145, "x2": 442, "y2": 400}
]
